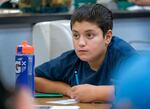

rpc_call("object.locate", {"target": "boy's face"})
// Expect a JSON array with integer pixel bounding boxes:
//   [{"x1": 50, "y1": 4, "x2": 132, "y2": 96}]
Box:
[{"x1": 72, "y1": 21, "x2": 112, "y2": 62}]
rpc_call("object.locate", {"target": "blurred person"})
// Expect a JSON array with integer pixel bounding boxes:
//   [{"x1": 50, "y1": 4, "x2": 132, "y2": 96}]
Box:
[
  {"x1": 113, "y1": 55, "x2": 150, "y2": 109},
  {"x1": 0, "y1": 79, "x2": 12, "y2": 109},
  {"x1": 15, "y1": 88, "x2": 36, "y2": 109},
  {"x1": 0, "y1": 0, "x2": 8, "y2": 4},
  {"x1": 128, "y1": 0, "x2": 150, "y2": 6},
  {"x1": 0, "y1": 78, "x2": 36, "y2": 109},
  {"x1": 0, "y1": 0, "x2": 13, "y2": 8}
]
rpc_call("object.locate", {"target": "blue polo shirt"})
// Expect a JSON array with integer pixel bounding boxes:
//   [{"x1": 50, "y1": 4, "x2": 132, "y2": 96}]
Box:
[{"x1": 35, "y1": 36, "x2": 137, "y2": 86}]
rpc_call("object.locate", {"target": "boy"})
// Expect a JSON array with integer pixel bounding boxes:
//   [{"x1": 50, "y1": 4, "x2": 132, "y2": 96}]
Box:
[{"x1": 35, "y1": 4, "x2": 137, "y2": 102}]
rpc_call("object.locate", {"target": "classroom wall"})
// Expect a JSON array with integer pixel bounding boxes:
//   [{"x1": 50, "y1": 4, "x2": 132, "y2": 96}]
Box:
[
  {"x1": 113, "y1": 18, "x2": 150, "y2": 51},
  {"x1": 0, "y1": 24, "x2": 32, "y2": 87}
]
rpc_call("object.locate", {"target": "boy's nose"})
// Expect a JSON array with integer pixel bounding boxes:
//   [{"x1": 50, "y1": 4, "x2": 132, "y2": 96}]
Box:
[{"x1": 78, "y1": 36, "x2": 86, "y2": 47}]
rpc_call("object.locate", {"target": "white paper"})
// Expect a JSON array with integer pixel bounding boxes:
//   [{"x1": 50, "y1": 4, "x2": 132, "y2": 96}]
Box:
[
  {"x1": 35, "y1": 105, "x2": 80, "y2": 109},
  {"x1": 51, "y1": 106, "x2": 79, "y2": 109},
  {"x1": 47, "y1": 99, "x2": 78, "y2": 105}
]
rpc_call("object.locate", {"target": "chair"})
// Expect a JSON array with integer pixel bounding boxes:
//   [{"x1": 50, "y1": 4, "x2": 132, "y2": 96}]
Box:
[{"x1": 32, "y1": 20, "x2": 73, "y2": 67}]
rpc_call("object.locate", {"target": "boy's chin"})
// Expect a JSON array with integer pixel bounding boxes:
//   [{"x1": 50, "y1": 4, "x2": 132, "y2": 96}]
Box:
[{"x1": 79, "y1": 57, "x2": 91, "y2": 62}]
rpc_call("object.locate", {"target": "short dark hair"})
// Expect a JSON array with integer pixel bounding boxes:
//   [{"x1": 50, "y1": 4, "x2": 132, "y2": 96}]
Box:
[{"x1": 70, "y1": 4, "x2": 113, "y2": 37}]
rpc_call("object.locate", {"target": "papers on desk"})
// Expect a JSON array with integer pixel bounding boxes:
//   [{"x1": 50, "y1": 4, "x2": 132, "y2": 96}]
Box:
[
  {"x1": 35, "y1": 105, "x2": 80, "y2": 109},
  {"x1": 127, "y1": 5, "x2": 150, "y2": 11},
  {"x1": 47, "y1": 99, "x2": 78, "y2": 105},
  {"x1": 36, "y1": 99, "x2": 79, "y2": 109},
  {"x1": 0, "y1": 9, "x2": 21, "y2": 14}
]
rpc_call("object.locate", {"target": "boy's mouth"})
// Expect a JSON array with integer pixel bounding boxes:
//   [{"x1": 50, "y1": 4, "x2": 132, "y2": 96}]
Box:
[{"x1": 78, "y1": 50, "x2": 88, "y2": 53}]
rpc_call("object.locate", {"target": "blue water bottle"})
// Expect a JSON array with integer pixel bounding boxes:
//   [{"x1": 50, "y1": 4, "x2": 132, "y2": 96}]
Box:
[{"x1": 15, "y1": 41, "x2": 35, "y2": 95}]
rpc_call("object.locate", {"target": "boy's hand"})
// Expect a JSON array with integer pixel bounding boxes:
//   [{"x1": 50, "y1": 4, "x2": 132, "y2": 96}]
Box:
[
  {"x1": 66, "y1": 88, "x2": 72, "y2": 97},
  {"x1": 70, "y1": 84, "x2": 97, "y2": 102}
]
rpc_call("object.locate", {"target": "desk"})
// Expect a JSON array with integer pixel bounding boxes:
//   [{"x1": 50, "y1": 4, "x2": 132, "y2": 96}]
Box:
[{"x1": 35, "y1": 97, "x2": 111, "y2": 109}]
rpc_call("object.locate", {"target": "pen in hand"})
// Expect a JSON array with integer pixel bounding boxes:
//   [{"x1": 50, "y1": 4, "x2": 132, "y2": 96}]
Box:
[{"x1": 75, "y1": 70, "x2": 79, "y2": 85}]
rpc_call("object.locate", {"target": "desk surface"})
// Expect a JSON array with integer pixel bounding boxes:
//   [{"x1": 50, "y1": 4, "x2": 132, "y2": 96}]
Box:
[{"x1": 35, "y1": 97, "x2": 111, "y2": 109}]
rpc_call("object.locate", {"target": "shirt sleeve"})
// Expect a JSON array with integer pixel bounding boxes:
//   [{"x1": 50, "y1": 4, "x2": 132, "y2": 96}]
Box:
[
  {"x1": 35, "y1": 56, "x2": 65, "y2": 81},
  {"x1": 35, "y1": 50, "x2": 78, "y2": 82}
]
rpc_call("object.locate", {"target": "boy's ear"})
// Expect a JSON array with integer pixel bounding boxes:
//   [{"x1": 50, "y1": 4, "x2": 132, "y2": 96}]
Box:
[{"x1": 104, "y1": 30, "x2": 112, "y2": 45}]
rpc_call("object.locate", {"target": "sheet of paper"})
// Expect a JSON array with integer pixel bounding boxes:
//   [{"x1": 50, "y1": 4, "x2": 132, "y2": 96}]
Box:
[
  {"x1": 35, "y1": 105, "x2": 80, "y2": 109},
  {"x1": 51, "y1": 106, "x2": 79, "y2": 109},
  {"x1": 47, "y1": 99, "x2": 78, "y2": 104}
]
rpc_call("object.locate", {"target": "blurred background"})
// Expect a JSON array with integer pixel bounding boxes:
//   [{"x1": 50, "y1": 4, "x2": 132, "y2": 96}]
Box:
[{"x1": 0, "y1": 0, "x2": 150, "y2": 13}]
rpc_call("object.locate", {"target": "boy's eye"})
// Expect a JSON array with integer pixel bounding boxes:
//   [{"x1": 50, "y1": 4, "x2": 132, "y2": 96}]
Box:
[
  {"x1": 73, "y1": 34, "x2": 80, "y2": 39},
  {"x1": 86, "y1": 33, "x2": 94, "y2": 39}
]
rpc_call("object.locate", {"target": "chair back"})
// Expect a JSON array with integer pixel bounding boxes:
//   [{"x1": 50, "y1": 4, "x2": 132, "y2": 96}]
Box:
[{"x1": 32, "y1": 20, "x2": 73, "y2": 67}]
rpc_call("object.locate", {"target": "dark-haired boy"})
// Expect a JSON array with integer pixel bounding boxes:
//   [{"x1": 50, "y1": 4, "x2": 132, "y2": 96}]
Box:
[{"x1": 35, "y1": 4, "x2": 137, "y2": 102}]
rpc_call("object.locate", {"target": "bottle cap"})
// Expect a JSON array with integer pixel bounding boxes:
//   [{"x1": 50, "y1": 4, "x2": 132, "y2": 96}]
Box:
[{"x1": 16, "y1": 41, "x2": 34, "y2": 54}]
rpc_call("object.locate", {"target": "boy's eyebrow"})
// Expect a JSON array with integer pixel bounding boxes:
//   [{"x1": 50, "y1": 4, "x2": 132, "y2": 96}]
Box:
[
  {"x1": 72, "y1": 30, "x2": 78, "y2": 33},
  {"x1": 72, "y1": 29, "x2": 95, "y2": 33},
  {"x1": 84, "y1": 29, "x2": 95, "y2": 32}
]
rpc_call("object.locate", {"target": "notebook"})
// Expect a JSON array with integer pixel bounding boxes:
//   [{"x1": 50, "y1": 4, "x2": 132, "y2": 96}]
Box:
[{"x1": 34, "y1": 93, "x2": 63, "y2": 98}]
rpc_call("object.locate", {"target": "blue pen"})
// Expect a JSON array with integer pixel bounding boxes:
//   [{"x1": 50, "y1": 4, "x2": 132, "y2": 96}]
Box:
[{"x1": 75, "y1": 70, "x2": 79, "y2": 85}]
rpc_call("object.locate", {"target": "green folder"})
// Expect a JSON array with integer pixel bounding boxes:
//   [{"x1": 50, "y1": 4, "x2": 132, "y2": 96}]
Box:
[{"x1": 34, "y1": 93, "x2": 63, "y2": 98}]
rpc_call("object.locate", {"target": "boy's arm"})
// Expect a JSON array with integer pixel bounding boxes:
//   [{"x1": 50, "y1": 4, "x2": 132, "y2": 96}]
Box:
[
  {"x1": 70, "y1": 84, "x2": 114, "y2": 102},
  {"x1": 34, "y1": 77, "x2": 72, "y2": 96}
]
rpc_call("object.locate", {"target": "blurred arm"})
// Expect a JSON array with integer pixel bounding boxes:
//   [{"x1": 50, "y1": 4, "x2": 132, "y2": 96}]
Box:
[{"x1": 94, "y1": 85, "x2": 115, "y2": 102}]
